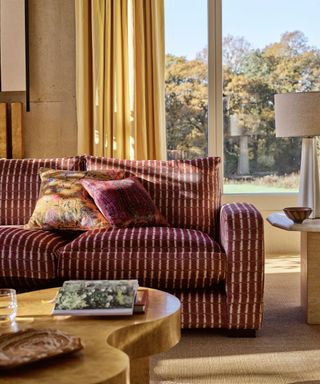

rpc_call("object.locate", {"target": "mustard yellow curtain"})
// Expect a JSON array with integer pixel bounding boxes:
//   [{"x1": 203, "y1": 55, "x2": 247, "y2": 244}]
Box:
[{"x1": 75, "y1": 0, "x2": 166, "y2": 160}]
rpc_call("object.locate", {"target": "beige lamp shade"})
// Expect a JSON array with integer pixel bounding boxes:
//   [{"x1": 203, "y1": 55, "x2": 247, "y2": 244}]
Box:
[{"x1": 275, "y1": 92, "x2": 320, "y2": 137}]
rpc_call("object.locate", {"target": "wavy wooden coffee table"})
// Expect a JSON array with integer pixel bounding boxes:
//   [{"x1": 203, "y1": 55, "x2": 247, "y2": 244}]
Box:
[{"x1": 0, "y1": 287, "x2": 181, "y2": 384}]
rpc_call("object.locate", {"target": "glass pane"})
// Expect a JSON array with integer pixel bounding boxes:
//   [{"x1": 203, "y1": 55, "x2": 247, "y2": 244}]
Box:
[
  {"x1": 223, "y1": 0, "x2": 320, "y2": 193},
  {"x1": 165, "y1": 0, "x2": 208, "y2": 160}
]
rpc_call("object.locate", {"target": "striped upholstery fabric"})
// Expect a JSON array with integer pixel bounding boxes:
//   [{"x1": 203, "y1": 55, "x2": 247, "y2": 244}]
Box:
[
  {"x1": 0, "y1": 157, "x2": 83, "y2": 225},
  {"x1": 85, "y1": 156, "x2": 221, "y2": 238},
  {"x1": 0, "y1": 226, "x2": 76, "y2": 289},
  {"x1": 56, "y1": 227, "x2": 225, "y2": 289},
  {"x1": 0, "y1": 276, "x2": 58, "y2": 292},
  {"x1": 173, "y1": 290, "x2": 227, "y2": 329},
  {"x1": 220, "y1": 203, "x2": 264, "y2": 329}
]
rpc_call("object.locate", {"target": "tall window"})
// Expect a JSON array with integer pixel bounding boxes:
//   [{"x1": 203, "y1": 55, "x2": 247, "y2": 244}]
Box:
[
  {"x1": 165, "y1": 0, "x2": 208, "y2": 160},
  {"x1": 223, "y1": 0, "x2": 320, "y2": 193},
  {"x1": 165, "y1": 0, "x2": 320, "y2": 193}
]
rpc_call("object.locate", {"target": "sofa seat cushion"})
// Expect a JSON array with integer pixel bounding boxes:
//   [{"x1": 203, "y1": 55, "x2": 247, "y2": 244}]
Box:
[
  {"x1": 0, "y1": 226, "x2": 76, "y2": 287},
  {"x1": 57, "y1": 227, "x2": 225, "y2": 289}
]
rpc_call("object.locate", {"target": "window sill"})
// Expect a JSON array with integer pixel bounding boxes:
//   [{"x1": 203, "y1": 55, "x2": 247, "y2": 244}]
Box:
[{"x1": 221, "y1": 193, "x2": 298, "y2": 211}]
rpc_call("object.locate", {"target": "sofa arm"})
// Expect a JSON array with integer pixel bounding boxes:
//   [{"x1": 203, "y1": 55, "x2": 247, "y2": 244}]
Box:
[{"x1": 220, "y1": 203, "x2": 264, "y2": 330}]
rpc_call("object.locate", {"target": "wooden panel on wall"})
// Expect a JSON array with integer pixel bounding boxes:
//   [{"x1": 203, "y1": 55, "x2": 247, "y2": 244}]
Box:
[
  {"x1": 0, "y1": 0, "x2": 26, "y2": 91},
  {"x1": 0, "y1": 103, "x2": 7, "y2": 157},
  {"x1": 11, "y1": 102, "x2": 23, "y2": 158}
]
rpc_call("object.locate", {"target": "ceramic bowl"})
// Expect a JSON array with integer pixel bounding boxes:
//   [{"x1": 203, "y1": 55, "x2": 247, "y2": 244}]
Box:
[{"x1": 283, "y1": 207, "x2": 312, "y2": 223}]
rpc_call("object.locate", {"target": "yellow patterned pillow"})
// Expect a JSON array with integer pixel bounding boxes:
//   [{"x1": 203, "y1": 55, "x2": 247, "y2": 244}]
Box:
[{"x1": 25, "y1": 168, "x2": 124, "y2": 231}]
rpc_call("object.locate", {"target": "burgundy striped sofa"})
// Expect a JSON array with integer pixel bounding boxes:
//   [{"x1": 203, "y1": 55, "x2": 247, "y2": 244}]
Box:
[{"x1": 0, "y1": 155, "x2": 264, "y2": 332}]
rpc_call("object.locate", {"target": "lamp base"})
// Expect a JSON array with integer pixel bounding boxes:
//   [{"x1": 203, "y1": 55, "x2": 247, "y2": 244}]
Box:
[{"x1": 298, "y1": 137, "x2": 320, "y2": 219}]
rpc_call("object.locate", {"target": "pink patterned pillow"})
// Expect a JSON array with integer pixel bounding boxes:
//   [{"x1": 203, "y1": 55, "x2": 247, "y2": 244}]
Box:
[{"x1": 80, "y1": 176, "x2": 168, "y2": 228}]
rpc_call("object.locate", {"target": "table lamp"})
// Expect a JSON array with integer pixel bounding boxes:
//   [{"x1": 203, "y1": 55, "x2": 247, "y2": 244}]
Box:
[{"x1": 274, "y1": 91, "x2": 320, "y2": 219}]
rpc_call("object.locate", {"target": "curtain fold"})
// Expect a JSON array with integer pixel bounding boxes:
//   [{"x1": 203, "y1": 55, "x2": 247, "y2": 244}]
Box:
[{"x1": 75, "y1": 0, "x2": 166, "y2": 160}]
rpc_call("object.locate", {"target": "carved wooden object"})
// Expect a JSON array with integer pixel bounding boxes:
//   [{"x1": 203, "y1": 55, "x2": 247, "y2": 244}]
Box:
[{"x1": 0, "y1": 328, "x2": 83, "y2": 369}]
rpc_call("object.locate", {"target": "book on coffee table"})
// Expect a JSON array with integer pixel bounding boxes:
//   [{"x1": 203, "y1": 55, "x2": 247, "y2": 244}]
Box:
[
  {"x1": 133, "y1": 289, "x2": 149, "y2": 313},
  {"x1": 52, "y1": 280, "x2": 139, "y2": 316}
]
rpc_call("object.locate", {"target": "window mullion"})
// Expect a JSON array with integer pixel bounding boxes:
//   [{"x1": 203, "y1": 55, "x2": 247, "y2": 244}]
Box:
[{"x1": 208, "y1": 0, "x2": 223, "y2": 175}]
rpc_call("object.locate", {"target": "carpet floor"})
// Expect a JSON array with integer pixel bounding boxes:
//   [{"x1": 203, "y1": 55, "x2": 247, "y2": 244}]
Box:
[{"x1": 150, "y1": 255, "x2": 320, "y2": 384}]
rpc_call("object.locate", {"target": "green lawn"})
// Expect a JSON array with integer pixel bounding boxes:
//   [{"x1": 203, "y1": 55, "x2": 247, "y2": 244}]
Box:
[{"x1": 223, "y1": 184, "x2": 298, "y2": 194}]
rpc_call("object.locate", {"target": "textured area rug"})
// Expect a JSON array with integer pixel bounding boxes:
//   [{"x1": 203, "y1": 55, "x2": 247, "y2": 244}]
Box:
[{"x1": 151, "y1": 255, "x2": 320, "y2": 384}]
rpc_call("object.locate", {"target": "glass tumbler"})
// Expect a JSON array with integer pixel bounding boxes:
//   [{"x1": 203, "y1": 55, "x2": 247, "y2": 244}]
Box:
[{"x1": 0, "y1": 289, "x2": 17, "y2": 323}]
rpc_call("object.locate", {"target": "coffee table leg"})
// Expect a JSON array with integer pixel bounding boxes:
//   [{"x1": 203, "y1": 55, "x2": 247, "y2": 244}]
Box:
[
  {"x1": 301, "y1": 232, "x2": 320, "y2": 324},
  {"x1": 130, "y1": 356, "x2": 149, "y2": 384}
]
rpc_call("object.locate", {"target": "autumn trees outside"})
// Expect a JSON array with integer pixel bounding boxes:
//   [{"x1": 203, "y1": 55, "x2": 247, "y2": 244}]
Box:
[{"x1": 165, "y1": 31, "x2": 320, "y2": 188}]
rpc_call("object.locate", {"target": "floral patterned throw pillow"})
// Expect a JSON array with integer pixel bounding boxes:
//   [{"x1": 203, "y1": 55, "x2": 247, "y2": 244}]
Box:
[
  {"x1": 80, "y1": 176, "x2": 168, "y2": 228},
  {"x1": 25, "y1": 168, "x2": 124, "y2": 231}
]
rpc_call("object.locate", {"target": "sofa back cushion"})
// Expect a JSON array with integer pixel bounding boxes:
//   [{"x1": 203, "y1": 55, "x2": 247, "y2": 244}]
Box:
[
  {"x1": 0, "y1": 157, "x2": 83, "y2": 225},
  {"x1": 85, "y1": 156, "x2": 221, "y2": 237}
]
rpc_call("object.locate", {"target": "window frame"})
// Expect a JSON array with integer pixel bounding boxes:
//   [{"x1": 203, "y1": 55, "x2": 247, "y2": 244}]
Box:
[{"x1": 207, "y1": 0, "x2": 298, "y2": 210}]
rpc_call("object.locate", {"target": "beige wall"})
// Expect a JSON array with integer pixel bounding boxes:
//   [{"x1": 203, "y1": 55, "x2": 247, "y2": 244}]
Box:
[
  {"x1": 262, "y1": 210, "x2": 300, "y2": 254},
  {"x1": 0, "y1": 0, "x2": 77, "y2": 158}
]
